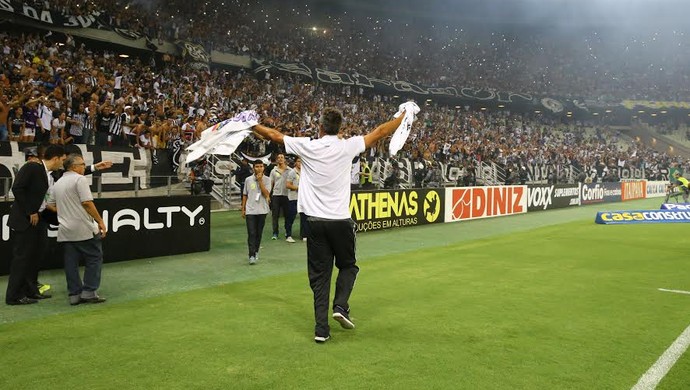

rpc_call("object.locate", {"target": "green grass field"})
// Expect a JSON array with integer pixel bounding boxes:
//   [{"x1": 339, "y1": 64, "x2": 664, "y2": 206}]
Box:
[{"x1": 1, "y1": 198, "x2": 689, "y2": 389}]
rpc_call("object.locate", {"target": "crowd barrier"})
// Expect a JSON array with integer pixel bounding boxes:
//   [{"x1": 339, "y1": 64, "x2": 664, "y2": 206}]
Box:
[
  {"x1": 0, "y1": 180, "x2": 667, "y2": 275},
  {"x1": 0, "y1": 142, "x2": 179, "y2": 198}
]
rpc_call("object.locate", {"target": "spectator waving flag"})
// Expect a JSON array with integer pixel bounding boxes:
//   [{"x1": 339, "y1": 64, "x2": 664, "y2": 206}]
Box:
[
  {"x1": 389, "y1": 101, "x2": 421, "y2": 156},
  {"x1": 185, "y1": 110, "x2": 259, "y2": 164}
]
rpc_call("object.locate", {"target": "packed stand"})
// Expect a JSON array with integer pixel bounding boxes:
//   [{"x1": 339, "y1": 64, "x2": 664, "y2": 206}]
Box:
[
  {"x1": 9, "y1": 1, "x2": 690, "y2": 102},
  {"x1": 0, "y1": 28, "x2": 686, "y2": 185}
]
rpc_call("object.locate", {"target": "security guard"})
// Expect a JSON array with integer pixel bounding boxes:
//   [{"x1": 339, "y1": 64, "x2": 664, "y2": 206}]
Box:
[
  {"x1": 671, "y1": 171, "x2": 689, "y2": 202},
  {"x1": 359, "y1": 158, "x2": 373, "y2": 189}
]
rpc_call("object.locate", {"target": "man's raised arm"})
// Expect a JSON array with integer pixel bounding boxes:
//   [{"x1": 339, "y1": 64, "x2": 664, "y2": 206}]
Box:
[
  {"x1": 252, "y1": 124, "x2": 285, "y2": 145},
  {"x1": 363, "y1": 113, "x2": 406, "y2": 149}
]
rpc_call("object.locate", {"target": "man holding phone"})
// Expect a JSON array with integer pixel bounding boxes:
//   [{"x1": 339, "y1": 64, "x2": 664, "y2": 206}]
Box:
[{"x1": 242, "y1": 160, "x2": 271, "y2": 265}]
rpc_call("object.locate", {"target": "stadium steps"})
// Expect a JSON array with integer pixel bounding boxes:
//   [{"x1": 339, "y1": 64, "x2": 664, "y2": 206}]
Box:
[{"x1": 632, "y1": 124, "x2": 690, "y2": 157}]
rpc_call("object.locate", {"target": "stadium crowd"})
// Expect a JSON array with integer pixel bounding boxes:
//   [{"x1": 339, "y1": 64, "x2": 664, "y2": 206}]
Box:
[
  {"x1": 17, "y1": 0, "x2": 690, "y2": 102},
  {"x1": 0, "y1": 2, "x2": 688, "y2": 185}
]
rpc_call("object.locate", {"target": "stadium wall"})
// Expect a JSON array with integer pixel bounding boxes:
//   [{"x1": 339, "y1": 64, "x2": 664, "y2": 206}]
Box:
[{"x1": 0, "y1": 195, "x2": 210, "y2": 275}]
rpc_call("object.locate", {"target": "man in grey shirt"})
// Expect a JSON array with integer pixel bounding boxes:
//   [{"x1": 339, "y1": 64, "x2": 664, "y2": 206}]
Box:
[
  {"x1": 285, "y1": 157, "x2": 302, "y2": 242},
  {"x1": 49, "y1": 154, "x2": 108, "y2": 305},
  {"x1": 269, "y1": 153, "x2": 291, "y2": 241},
  {"x1": 242, "y1": 160, "x2": 271, "y2": 265}
]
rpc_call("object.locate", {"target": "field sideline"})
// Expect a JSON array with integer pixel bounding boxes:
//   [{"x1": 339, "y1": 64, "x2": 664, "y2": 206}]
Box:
[{"x1": 1, "y1": 197, "x2": 689, "y2": 389}]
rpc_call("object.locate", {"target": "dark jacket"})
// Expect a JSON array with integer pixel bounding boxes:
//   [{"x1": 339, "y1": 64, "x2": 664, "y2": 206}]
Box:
[{"x1": 8, "y1": 161, "x2": 49, "y2": 231}]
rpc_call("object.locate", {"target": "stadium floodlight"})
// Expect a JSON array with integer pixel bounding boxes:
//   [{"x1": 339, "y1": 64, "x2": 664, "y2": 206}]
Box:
[{"x1": 119, "y1": 54, "x2": 129, "y2": 58}]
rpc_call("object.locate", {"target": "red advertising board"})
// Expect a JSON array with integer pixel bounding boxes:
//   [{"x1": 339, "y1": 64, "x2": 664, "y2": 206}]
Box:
[{"x1": 445, "y1": 185, "x2": 527, "y2": 222}]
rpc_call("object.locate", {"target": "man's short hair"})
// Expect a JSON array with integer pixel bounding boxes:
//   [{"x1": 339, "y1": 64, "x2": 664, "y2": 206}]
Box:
[
  {"x1": 252, "y1": 160, "x2": 265, "y2": 167},
  {"x1": 320, "y1": 107, "x2": 343, "y2": 135},
  {"x1": 43, "y1": 145, "x2": 65, "y2": 160},
  {"x1": 63, "y1": 153, "x2": 83, "y2": 170}
]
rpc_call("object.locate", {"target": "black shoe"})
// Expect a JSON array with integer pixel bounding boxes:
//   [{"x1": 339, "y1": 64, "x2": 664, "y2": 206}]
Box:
[
  {"x1": 28, "y1": 293, "x2": 52, "y2": 299},
  {"x1": 332, "y1": 306, "x2": 355, "y2": 329},
  {"x1": 7, "y1": 297, "x2": 39, "y2": 305},
  {"x1": 80, "y1": 296, "x2": 106, "y2": 304},
  {"x1": 314, "y1": 334, "x2": 330, "y2": 343}
]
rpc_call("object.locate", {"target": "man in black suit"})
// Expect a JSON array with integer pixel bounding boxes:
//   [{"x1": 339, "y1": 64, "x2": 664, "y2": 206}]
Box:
[{"x1": 5, "y1": 145, "x2": 65, "y2": 305}]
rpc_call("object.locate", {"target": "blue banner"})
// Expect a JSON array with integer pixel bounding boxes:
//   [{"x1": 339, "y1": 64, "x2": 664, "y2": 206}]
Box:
[
  {"x1": 595, "y1": 210, "x2": 690, "y2": 224},
  {"x1": 660, "y1": 203, "x2": 690, "y2": 210}
]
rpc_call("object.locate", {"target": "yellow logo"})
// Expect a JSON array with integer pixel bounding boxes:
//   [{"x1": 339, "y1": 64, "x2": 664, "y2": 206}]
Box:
[{"x1": 423, "y1": 191, "x2": 441, "y2": 223}]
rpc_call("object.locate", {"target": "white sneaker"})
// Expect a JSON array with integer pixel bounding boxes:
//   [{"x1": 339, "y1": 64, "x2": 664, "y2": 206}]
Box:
[
  {"x1": 302, "y1": 238, "x2": 307, "y2": 242},
  {"x1": 249, "y1": 256, "x2": 256, "y2": 265},
  {"x1": 314, "y1": 335, "x2": 330, "y2": 343},
  {"x1": 286, "y1": 236, "x2": 296, "y2": 243},
  {"x1": 333, "y1": 309, "x2": 355, "y2": 329}
]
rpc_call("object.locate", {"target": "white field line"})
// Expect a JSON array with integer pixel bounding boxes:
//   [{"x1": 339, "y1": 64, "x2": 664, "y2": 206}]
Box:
[
  {"x1": 631, "y1": 293, "x2": 690, "y2": 390},
  {"x1": 658, "y1": 288, "x2": 690, "y2": 296}
]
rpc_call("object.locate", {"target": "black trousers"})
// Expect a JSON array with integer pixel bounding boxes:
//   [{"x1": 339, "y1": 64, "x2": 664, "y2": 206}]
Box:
[
  {"x1": 30, "y1": 221, "x2": 50, "y2": 286},
  {"x1": 286, "y1": 200, "x2": 297, "y2": 238},
  {"x1": 299, "y1": 212, "x2": 310, "y2": 240},
  {"x1": 5, "y1": 221, "x2": 46, "y2": 303},
  {"x1": 245, "y1": 214, "x2": 267, "y2": 258},
  {"x1": 306, "y1": 217, "x2": 359, "y2": 337},
  {"x1": 271, "y1": 195, "x2": 289, "y2": 237}
]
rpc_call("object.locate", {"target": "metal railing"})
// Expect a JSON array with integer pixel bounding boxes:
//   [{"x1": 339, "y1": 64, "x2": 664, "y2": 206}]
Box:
[{"x1": 1, "y1": 175, "x2": 209, "y2": 202}]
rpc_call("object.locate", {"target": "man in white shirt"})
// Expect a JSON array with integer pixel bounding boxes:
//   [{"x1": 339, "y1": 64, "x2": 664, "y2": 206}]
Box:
[
  {"x1": 49, "y1": 154, "x2": 107, "y2": 306},
  {"x1": 252, "y1": 107, "x2": 405, "y2": 343}
]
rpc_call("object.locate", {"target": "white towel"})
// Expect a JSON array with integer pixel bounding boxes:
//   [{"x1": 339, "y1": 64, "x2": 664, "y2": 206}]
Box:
[
  {"x1": 389, "y1": 101, "x2": 420, "y2": 156},
  {"x1": 185, "y1": 110, "x2": 259, "y2": 164}
]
